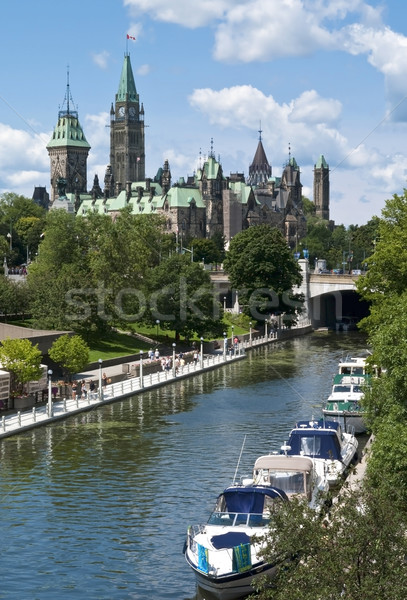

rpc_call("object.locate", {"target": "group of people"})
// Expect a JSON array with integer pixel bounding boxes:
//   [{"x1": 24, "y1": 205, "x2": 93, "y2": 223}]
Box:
[
  {"x1": 71, "y1": 379, "x2": 97, "y2": 400},
  {"x1": 159, "y1": 352, "x2": 187, "y2": 375}
]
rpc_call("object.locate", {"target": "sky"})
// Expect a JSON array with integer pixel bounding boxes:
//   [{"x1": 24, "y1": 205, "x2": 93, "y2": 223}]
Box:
[{"x1": 1, "y1": 0, "x2": 407, "y2": 227}]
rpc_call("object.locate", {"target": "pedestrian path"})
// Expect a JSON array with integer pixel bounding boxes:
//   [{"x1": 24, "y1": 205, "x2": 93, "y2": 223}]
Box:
[
  {"x1": 0, "y1": 351, "x2": 245, "y2": 440},
  {"x1": 0, "y1": 321, "x2": 312, "y2": 440}
]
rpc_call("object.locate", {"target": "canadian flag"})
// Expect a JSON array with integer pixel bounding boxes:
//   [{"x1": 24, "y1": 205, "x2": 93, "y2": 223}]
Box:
[{"x1": 127, "y1": 34, "x2": 136, "y2": 40}]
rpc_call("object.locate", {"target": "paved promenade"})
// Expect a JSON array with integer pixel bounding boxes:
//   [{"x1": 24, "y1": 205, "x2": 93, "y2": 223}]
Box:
[{"x1": 0, "y1": 323, "x2": 312, "y2": 440}]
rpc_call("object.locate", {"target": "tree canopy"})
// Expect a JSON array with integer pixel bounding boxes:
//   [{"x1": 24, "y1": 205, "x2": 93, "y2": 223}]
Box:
[
  {"x1": 48, "y1": 334, "x2": 90, "y2": 380},
  {"x1": 0, "y1": 338, "x2": 43, "y2": 396},
  {"x1": 223, "y1": 225, "x2": 303, "y2": 324}
]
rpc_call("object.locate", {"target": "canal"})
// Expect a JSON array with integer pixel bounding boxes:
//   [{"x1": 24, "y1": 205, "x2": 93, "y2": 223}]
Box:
[{"x1": 0, "y1": 331, "x2": 368, "y2": 599}]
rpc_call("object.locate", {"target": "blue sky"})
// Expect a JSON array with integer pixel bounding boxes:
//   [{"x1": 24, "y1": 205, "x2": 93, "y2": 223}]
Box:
[{"x1": 1, "y1": 0, "x2": 407, "y2": 226}]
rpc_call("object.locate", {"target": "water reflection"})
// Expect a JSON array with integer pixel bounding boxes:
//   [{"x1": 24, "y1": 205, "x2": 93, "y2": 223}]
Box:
[{"x1": 0, "y1": 332, "x2": 367, "y2": 599}]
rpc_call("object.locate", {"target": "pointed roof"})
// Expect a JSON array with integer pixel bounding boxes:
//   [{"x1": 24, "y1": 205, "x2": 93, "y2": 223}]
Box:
[
  {"x1": 250, "y1": 139, "x2": 270, "y2": 169},
  {"x1": 315, "y1": 154, "x2": 329, "y2": 169},
  {"x1": 47, "y1": 114, "x2": 90, "y2": 149},
  {"x1": 116, "y1": 53, "x2": 138, "y2": 103}
]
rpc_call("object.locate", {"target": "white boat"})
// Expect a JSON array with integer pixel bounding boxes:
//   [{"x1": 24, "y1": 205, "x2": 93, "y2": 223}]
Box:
[
  {"x1": 322, "y1": 373, "x2": 370, "y2": 434},
  {"x1": 184, "y1": 451, "x2": 329, "y2": 599},
  {"x1": 285, "y1": 419, "x2": 358, "y2": 487}
]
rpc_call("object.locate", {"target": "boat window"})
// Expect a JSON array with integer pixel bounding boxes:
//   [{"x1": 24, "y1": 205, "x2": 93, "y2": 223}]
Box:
[
  {"x1": 333, "y1": 385, "x2": 351, "y2": 393},
  {"x1": 268, "y1": 471, "x2": 305, "y2": 494},
  {"x1": 353, "y1": 385, "x2": 363, "y2": 393},
  {"x1": 300, "y1": 436, "x2": 321, "y2": 456},
  {"x1": 352, "y1": 367, "x2": 364, "y2": 375},
  {"x1": 340, "y1": 367, "x2": 352, "y2": 374}
]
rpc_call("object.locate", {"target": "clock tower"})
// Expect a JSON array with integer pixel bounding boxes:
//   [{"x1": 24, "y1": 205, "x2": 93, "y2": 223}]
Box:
[{"x1": 110, "y1": 53, "x2": 145, "y2": 188}]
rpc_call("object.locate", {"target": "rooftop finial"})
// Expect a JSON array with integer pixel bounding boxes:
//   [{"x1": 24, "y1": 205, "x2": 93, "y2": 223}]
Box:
[
  {"x1": 258, "y1": 121, "x2": 262, "y2": 142},
  {"x1": 58, "y1": 65, "x2": 78, "y2": 119},
  {"x1": 210, "y1": 137, "x2": 214, "y2": 158},
  {"x1": 288, "y1": 142, "x2": 291, "y2": 160}
]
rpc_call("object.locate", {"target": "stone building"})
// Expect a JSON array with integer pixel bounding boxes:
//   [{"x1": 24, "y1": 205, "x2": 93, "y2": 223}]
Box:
[
  {"x1": 46, "y1": 72, "x2": 90, "y2": 204},
  {"x1": 49, "y1": 53, "x2": 329, "y2": 249}
]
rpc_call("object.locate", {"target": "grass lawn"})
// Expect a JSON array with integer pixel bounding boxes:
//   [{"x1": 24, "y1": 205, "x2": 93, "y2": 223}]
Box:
[{"x1": 7, "y1": 318, "x2": 252, "y2": 363}]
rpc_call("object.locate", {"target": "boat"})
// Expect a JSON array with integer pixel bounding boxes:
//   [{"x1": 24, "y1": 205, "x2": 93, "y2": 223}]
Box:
[
  {"x1": 322, "y1": 373, "x2": 370, "y2": 434},
  {"x1": 284, "y1": 418, "x2": 358, "y2": 487},
  {"x1": 335, "y1": 316, "x2": 359, "y2": 331},
  {"x1": 184, "y1": 451, "x2": 330, "y2": 599},
  {"x1": 184, "y1": 483, "x2": 287, "y2": 599},
  {"x1": 337, "y1": 355, "x2": 370, "y2": 376}
]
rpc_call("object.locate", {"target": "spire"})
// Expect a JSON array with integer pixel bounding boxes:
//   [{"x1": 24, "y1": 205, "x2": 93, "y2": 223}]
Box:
[
  {"x1": 116, "y1": 53, "x2": 138, "y2": 103},
  {"x1": 58, "y1": 65, "x2": 78, "y2": 119},
  {"x1": 247, "y1": 133, "x2": 271, "y2": 186}
]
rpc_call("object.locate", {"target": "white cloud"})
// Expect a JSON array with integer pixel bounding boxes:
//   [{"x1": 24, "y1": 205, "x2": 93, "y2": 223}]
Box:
[
  {"x1": 124, "y1": 0, "x2": 237, "y2": 28},
  {"x1": 137, "y1": 64, "x2": 151, "y2": 76},
  {"x1": 92, "y1": 51, "x2": 110, "y2": 70}
]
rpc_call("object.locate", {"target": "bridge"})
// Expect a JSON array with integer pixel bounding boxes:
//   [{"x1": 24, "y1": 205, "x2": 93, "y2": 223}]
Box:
[{"x1": 210, "y1": 259, "x2": 366, "y2": 329}]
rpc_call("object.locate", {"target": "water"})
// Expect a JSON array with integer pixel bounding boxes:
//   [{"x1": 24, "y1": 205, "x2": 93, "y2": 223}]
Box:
[{"x1": 0, "y1": 332, "x2": 367, "y2": 599}]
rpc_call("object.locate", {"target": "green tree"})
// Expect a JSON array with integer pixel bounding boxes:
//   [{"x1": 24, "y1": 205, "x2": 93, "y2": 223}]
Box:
[
  {"x1": 252, "y1": 482, "x2": 407, "y2": 600},
  {"x1": 223, "y1": 225, "x2": 303, "y2": 323},
  {"x1": 189, "y1": 237, "x2": 222, "y2": 265},
  {"x1": 145, "y1": 254, "x2": 223, "y2": 341},
  {"x1": 0, "y1": 338, "x2": 43, "y2": 396},
  {"x1": 49, "y1": 334, "x2": 90, "y2": 380}
]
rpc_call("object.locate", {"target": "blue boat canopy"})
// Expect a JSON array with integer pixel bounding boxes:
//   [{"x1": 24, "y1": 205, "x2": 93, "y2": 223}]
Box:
[
  {"x1": 221, "y1": 486, "x2": 287, "y2": 514},
  {"x1": 286, "y1": 420, "x2": 343, "y2": 461}
]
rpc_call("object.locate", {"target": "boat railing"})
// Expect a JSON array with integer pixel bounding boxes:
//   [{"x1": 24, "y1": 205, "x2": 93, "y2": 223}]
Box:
[{"x1": 207, "y1": 511, "x2": 269, "y2": 527}]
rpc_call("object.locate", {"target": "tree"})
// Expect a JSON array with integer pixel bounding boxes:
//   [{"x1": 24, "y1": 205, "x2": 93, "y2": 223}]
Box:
[
  {"x1": 0, "y1": 338, "x2": 43, "y2": 396},
  {"x1": 252, "y1": 482, "x2": 407, "y2": 600},
  {"x1": 49, "y1": 334, "x2": 90, "y2": 380},
  {"x1": 189, "y1": 237, "x2": 222, "y2": 265},
  {"x1": 145, "y1": 254, "x2": 224, "y2": 341},
  {"x1": 223, "y1": 225, "x2": 303, "y2": 324}
]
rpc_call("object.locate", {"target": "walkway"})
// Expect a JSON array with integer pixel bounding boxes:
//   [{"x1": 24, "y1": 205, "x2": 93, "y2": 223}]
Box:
[{"x1": 0, "y1": 322, "x2": 312, "y2": 440}]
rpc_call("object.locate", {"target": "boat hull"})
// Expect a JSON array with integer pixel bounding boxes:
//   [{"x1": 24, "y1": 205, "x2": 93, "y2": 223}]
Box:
[{"x1": 186, "y1": 552, "x2": 277, "y2": 600}]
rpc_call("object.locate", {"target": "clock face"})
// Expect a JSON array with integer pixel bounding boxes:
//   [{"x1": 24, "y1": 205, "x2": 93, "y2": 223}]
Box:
[
  {"x1": 118, "y1": 106, "x2": 125, "y2": 117},
  {"x1": 129, "y1": 107, "x2": 136, "y2": 117}
]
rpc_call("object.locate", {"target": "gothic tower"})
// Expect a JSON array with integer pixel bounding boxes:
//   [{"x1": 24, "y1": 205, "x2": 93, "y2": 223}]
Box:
[
  {"x1": 313, "y1": 155, "x2": 330, "y2": 221},
  {"x1": 47, "y1": 71, "x2": 90, "y2": 203},
  {"x1": 110, "y1": 53, "x2": 145, "y2": 191},
  {"x1": 247, "y1": 126, "x2": 271, "y2": 186}
]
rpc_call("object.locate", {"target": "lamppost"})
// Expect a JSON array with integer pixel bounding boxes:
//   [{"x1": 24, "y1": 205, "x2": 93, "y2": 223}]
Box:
[
  {"x1": 200, "y1": 337, "x2": 204, "y2": 368},
  {"x1": 6, "y1": 232, "x2": 11, "y2": 251},
  {"x1": 223, "y1": 296, "x2": 226, "y2": 312},
  {"x1": 156, "y1": 319, "x2": 160, "y2": 339},
  {"x1": 249, "y1": 321, "x2": 252, "y2": 346},
  {"x1": 98, "y1": 358, "x2": 103, "y2": 400},
  {"x1": 231, "y1": 325, "x2": 234, "y2": 354},
  {"x1": 172, "y1": 343, "x2": 176, "y2": 377},
  {"x1": 202, "y1": 257, "x2": 205, "y2": 269},
  {"x1": 139, "y1": 351, "x2": 144, "y2": 389},
  {"x1": 265, "y1": 319, "x2": 268, "y2": 339},
  {"x1": 47, "y1": 369, "x2": 53, "y2": 417},
  {"x1": 223, "y1": 331, "x2": 227, "y2": 361}
]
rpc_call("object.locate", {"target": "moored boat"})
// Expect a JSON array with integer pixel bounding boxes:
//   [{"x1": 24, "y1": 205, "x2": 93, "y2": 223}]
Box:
[
  {"x1": 322, "y1": 373, "x2": 370, "y2": 434},
  {"x1": 184, "y1": 449, "x2": 330, "y2": 599},
  {"x1": 284, "y1": 418, "x2": 358, "y2": 487},
  {"x1": 184, "y1": 483, "x2": 287, "y2": 599}
]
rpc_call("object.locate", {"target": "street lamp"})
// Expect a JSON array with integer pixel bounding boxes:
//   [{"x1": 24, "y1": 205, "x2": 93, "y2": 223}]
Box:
[
  {"x1": 231, "y1": 325, "x2": 234, "y2": 354},
  {"x1": 6, "y1": 232, "x2": 11, "y2": 251},
  {"x1": 139, "y1": 351, "x2": 144, "y2": 389},
  {"x1": 223, "y1": 296, "x2": 226, "y2": 312},
  {"x1": 223, "y1": 331, "x2": 227, "y2": 361},
  {"x1": 265, "y1": 319, "x2": 268, "y2": 339},
  {"x1": 200, "y1": 337, "x2": 204, "y2": 368},
  {"x1": 47, "y1": 369, "x2": 53, "y2": 417},
  {"x1": 156, "y1": 319, "x2": 160, "y2": 339},
  {"x1": 172, "y1": 343, "x2": 176, "y2": 377},
  {"x1": 98, "y1": 358, "x2": 103, "y2": 400},
  {"x1": 249, "y1": 321, "x2": 252, "y2": 346}
]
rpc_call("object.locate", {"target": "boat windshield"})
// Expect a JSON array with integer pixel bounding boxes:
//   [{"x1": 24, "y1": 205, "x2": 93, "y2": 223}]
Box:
[
  {"x1": 333, "y1": 385, "x2": 351, "y2": 393},
  {"x1": 267, "y1": 471, "x2": 308, "y2": 495},
  {"x1": 207, "y1": 511, "x2": 270, "y2": 527}
]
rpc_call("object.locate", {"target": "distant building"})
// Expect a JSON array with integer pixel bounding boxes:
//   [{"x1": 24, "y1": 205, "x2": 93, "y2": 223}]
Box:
[
  {"x1": 32, "y1": 186, "x2": 49, "y2": 210},
  {"x1": 48, "y1": 54, "x2": 330, "y2": 248}
]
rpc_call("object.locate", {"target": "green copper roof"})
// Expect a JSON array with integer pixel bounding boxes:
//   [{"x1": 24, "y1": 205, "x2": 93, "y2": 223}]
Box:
[
  {"x1": 47, "y1": 114, "x2": 90, "y2": 149},
  {"x1": 116, "y1": 54, "x2": 138, "y2": 103},
  {"x1": 315, "y1": 154, "x2": 329, "y2": 169}
]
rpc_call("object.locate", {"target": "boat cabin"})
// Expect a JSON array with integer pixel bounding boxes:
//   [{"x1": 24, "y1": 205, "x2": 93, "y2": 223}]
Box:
[
  {"x1": 208, "y1": 486, "x2": 287, "y2": 528},
  {"x1": 286, "y1": 419, "x2": 345, "y2": 462},
  {"x1": 252, "y1": 455, "x2": 314, "y2": 500}
]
